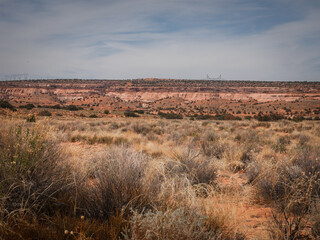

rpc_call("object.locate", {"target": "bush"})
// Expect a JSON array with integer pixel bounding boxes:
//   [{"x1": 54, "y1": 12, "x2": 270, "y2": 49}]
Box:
[
  {"x1": 133, "y1": 110, "x2": 144, "y2": 114},
  {"x1": 78, "y1": 146, "x2": 150, "y2": 219},
  {"x1": 38, "y1": 104, "x2": 61, "y2": 109},
  {"x1": 125, "y1": 207, "x2": 222, "y2": 240},
  {"x1": 253, "y1": 144, "x2": 320, "y2": 208},
  {"x1": 254, "y1": 113, "x2": 285, "y2": 121},
  {"x1": 194, "y1": 114, "x2": 214, "y2": 120},
  {"x1": 131, "y1": 123, "x2": 151, "y2": 135},
  {"x1": 26, "y1": 114, "x2": 36, "y2": 122},
  {"x1": 0, "y1": 124, "x2": 73, "y2": 219},
  {"x1": 0, "y1": 100, "x2": 15, "y2": 111},
  {"x1": 63, "y1": 105, "x2": 83, "y2": 111},
  {"x1": 200, "y1": 132, "x2": 225, "y2": 159},
  {"x1": 52, "y1": 104, "x2": 62, "y2": 109},
  {"x1": 272, "y1": 136, "x2": 291, "y2": 153},
  {"x1": 19, "y1": 103, "x2": 35, "y2": 110},
  {"x1": 170, "y1": 147, "x2": 217, "y2": 185},
  {"x1": 89, "y1": 114, "x2": 98, "y2": 118},
  {"x1": 291, "y1": 115, "x2": 304, "y2": 122},
  {"x1": 158, "y1": 111, "x2": 183, "y2": 119},
  {"x1": 38, "y1": 110, "x2": 52, "y2": 116},
  {"x1": 124, "y1": 111, "x2": 139, "y2": 117},
  {"x1": 104, "y1": 110, "x2": 110, "y2": 114},
  {"x1": 251, "y1": 143, "x2": 320, "y2": 239},
  {"x1": 214, "y1": 114, "x2": 241, "y2": 120}
]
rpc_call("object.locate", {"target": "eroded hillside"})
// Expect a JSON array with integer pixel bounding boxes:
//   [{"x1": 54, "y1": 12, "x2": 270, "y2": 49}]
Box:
[{"x1": 1, "y1": 79, "x2": 320, "y2": 118}]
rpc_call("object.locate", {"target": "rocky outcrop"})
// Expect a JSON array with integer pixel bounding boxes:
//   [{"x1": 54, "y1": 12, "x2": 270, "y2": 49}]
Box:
[{"x1": 1, "y1": 79, "x2": 320, "y2": 108}]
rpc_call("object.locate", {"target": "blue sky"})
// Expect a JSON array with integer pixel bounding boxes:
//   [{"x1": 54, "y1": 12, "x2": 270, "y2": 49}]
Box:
[{"x1": 0, "y1": 0, "x2": 320, "y2": 81}]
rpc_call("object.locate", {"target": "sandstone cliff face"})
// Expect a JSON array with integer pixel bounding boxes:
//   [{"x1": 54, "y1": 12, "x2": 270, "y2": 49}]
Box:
[
  {"x1": 105, "y1": 91, "x2": 219, "y2": 101},
  {"x1": 1, "y1": 79, "x2": 320, "y2": 109},
  {"x1": 3, "y1": 86, "x2": 319, "y2": 104},
  {"x1": 105, "y1": 91, "x2": 320, "y2": 102}
]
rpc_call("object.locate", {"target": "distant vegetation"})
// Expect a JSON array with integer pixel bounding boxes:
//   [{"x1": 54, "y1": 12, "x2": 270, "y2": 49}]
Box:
[
  {"x1": 38, "y1": 110, "x2": 52, "y2": 116},
  {"x1": 0, "y1": 100, "x2": 15, "y2": 111},
  {"x1": 158, "y1": 111, "x2": 183, "y2": 119},
  {"x1": 38, "y1": 104, "x2": 83, "y2": 111},
  {"x1": 124, "y1": 111, "x2": 140, "y2": 117},
  {"x1": 254, "y1": 113, "x2": 285, "y2": 121},
  {"x1": 19, "y1": 103, "x2": 35, "y2": 110},
  {"x1": 63, "y1": 105, "x2": 83, "y2": 111},
  {"x1": 133, "y1": 109, "x2": 144, "y2": 114}
]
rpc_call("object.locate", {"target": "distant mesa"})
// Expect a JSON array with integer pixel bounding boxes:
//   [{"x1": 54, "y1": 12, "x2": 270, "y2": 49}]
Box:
[{"x1": 0, "y1": 79, "x2": 319, "y2": 120}]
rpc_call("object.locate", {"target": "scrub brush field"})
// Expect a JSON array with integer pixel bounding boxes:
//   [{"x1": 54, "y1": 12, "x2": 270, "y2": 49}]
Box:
[{"x1": 1, "y1": 115, "x2": 320, "y2": 239}]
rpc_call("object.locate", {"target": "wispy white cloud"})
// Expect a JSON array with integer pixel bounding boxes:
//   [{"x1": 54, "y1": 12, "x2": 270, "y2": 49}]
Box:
[{"x1": 0, "y1": 0, "x2": 319, "y2": 80}]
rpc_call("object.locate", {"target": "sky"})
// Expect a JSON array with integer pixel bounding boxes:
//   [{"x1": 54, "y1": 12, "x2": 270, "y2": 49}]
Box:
[{"x1": 0, "y1": 0, "x2": 320, "y2": 81}]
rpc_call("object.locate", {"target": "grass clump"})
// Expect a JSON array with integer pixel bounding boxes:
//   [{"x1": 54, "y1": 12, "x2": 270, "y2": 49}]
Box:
[
  {"x1": 78, "y1": 146, "x2": 150, "y2": 219},
  {"x1": 131, "y1": 123, "x2": 151, "y2": 135},
  {"x1": 170, "y1": 147, "x2": 217, "y2": 185},
  {"x1": 26, "y1": 114, "x2": 36, "y2": 122},
  {"x1": 250, "y1": 141, "x2": 320, "y2": 239},
  {"x1": 125, "y1": 207, "x2": 222, "y2": 240},
  {"x1": 0, "y1": 123, "x2": 73, "y2": 238},
  {"x1": 200, "y1": 132, "x2": 225, "y2": 159}
]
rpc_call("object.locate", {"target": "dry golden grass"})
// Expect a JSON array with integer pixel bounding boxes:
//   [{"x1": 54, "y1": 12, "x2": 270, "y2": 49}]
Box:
[{"x1": 1, "y1": 115, "x2": 320, "y2": 239}]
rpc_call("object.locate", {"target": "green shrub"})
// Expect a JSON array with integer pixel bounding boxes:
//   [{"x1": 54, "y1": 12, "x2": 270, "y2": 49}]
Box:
[{"x1": 104, "y1": 110, "x2": 110, "y2": 114}]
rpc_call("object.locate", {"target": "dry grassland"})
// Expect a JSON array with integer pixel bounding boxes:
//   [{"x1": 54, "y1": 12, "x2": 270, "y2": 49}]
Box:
[{"x1": 1, "y1": 116, "x2": 320, "y2": 239}]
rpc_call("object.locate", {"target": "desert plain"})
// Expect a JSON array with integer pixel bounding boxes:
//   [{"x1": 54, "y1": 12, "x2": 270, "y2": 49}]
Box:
[{"x1": 1, "y1": 79, "x2": 320, "y2": 239}]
